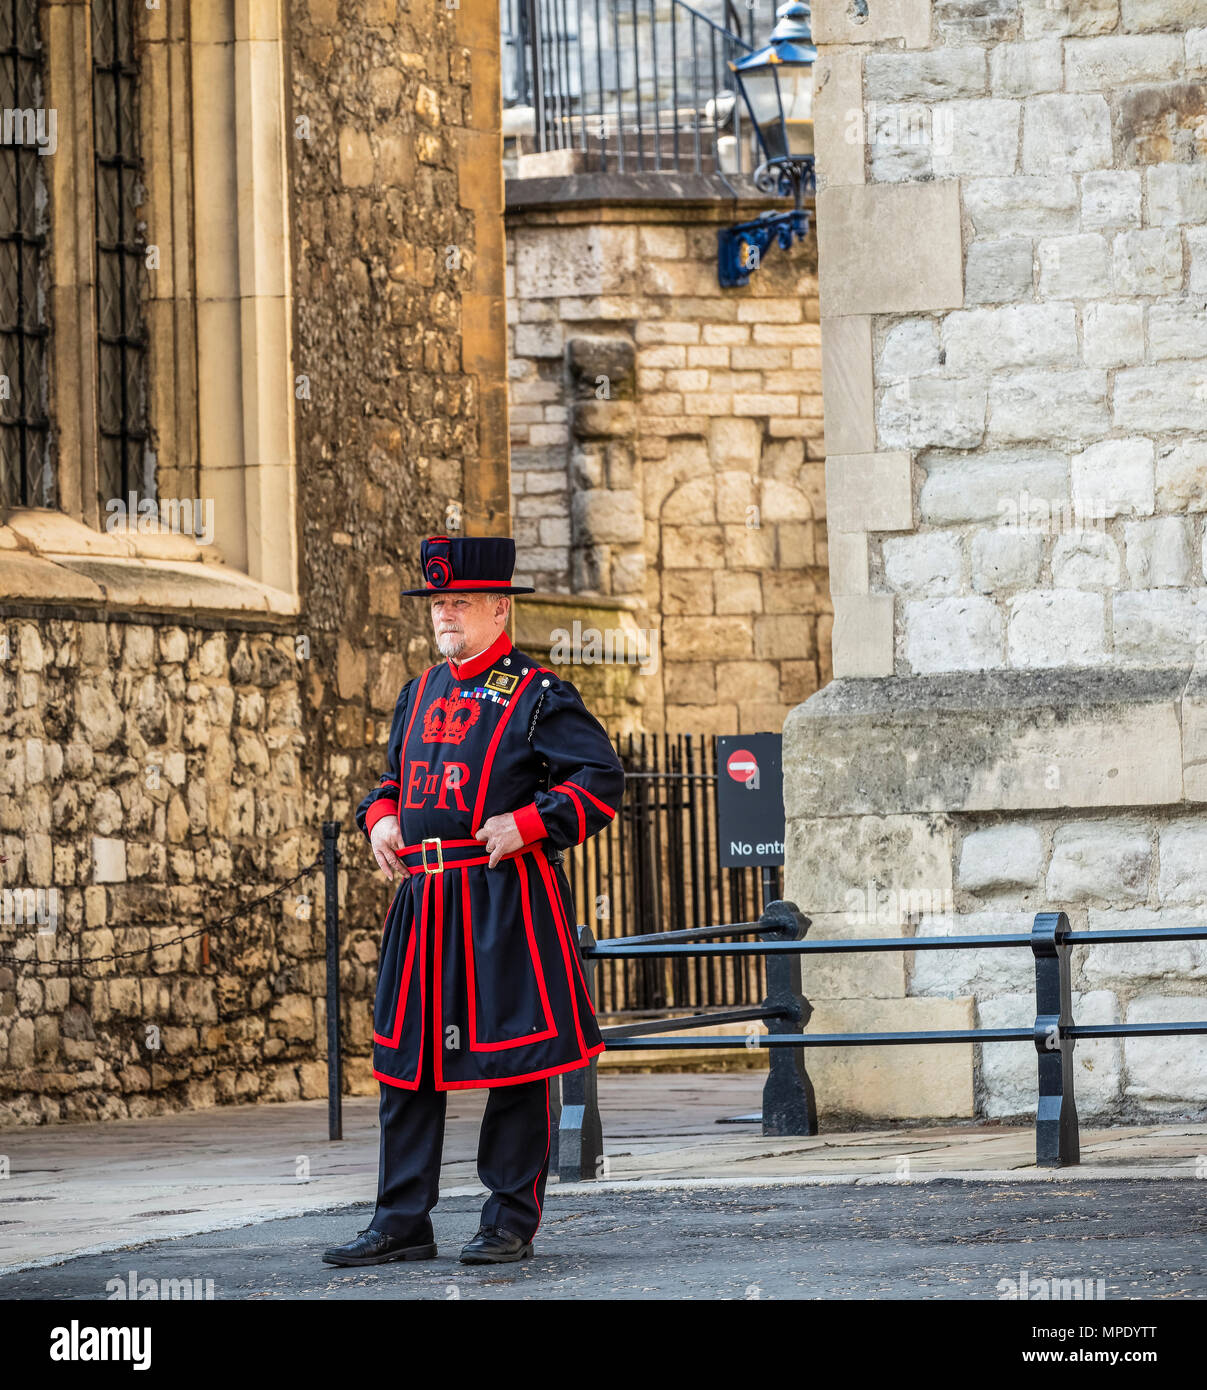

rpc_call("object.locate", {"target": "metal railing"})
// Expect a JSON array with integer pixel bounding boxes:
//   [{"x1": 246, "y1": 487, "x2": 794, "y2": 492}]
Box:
[
  {"x1": 553, "y1": 903, "x2": 1207, "y2": 1181},
  {"x1": 505, "y1": 0, "x2": 766, "y2": 177},
  {"x1": 564, "y1": 733, "x2": 772, "y2": 1014}
]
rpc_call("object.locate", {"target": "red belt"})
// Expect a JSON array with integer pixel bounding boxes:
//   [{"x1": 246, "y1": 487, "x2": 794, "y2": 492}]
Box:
[{"x1": 395, "y1": 837, "x2": 533, "y2": 874}]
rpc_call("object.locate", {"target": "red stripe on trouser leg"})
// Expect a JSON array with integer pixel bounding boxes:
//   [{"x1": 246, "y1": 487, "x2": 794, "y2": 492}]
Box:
[
  {"x1": 371, "y1": 946, "x2": 446, "y2": 1239},
  {"x1": 476, "y1": 1076, "x2": 553, "y2": 1241}
]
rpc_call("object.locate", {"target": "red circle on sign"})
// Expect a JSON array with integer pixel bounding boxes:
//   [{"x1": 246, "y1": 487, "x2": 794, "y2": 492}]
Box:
[{"x1": 726, "y1": 749, "x2": 758, "y2": 783}]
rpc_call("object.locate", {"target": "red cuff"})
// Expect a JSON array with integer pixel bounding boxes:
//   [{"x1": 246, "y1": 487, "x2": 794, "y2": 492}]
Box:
[
  {"x1": 364, "y1": 797, "x2": 400, "y2": 836},
  {"x1": 512, "y1": 802, "x2": 548, "y2": 845}
]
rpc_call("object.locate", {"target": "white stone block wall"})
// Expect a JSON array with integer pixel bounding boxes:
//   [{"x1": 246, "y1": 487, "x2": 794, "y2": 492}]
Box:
[
  {"x1": 902, "y1": 810, "x2": 1207, "y2": 1118},
  {"x1": 849, "y1": 16, "x2": 1207, "y2": 675},
  {"x1": 876, "y1": 11, "x2": 1207, "y2": 1116},
  {"x1": 795, "y1": 0, "x2": 1207, "y2": 1123}
]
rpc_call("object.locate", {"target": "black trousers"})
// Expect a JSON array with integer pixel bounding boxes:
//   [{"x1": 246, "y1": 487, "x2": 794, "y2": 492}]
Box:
[{"x1": 372, "y1": 1070, "x2": 553, "y2": 1244}]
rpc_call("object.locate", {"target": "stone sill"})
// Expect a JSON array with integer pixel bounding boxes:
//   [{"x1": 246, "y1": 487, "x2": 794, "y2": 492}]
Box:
[
  {"x1": 0, "y1": 510, "x2": 299, "y2": 617},
  {"x1": 784, "y1": 665, "x2": 1207, "y2": 818}
]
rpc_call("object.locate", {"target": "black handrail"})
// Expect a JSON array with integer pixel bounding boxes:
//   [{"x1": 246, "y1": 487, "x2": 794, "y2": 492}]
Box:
[{"x1": 552, "y1": 903, "x2": 1207, "y2": 1181}]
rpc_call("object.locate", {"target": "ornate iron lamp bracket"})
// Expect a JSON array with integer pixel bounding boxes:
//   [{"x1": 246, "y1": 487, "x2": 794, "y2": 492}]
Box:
[{"x1": 717, "y1": 155, "x2": 816, "y2": 288}]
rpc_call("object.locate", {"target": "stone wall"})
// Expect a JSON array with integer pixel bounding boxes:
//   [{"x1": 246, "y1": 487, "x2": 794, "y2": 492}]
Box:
[
  {"x1": 506, "y1": 177, "x2": 832, "y2": 735},
  {"x1": 0, "y1": 0, "x2": 513, "y2": 1125},
  {"x1": 783, "y1": 0, "x2": 1207, "y2": 1124},
  {"x1": 0, "y1": 616, "x2": 315, "y2": 1123}
]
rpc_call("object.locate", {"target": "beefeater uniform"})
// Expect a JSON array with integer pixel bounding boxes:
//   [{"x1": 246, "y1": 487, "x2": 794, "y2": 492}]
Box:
[{"x1": 355, "y1": 535, "x2": 624, "y2": 1247}]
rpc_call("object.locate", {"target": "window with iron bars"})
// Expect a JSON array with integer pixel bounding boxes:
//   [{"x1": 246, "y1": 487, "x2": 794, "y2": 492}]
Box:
[
  {"x1": 92, "y1": 0, "x2": 149, "y2": 511},
  {"x1": 0, "y1": 0, "x2": 52, "y2": 509}
]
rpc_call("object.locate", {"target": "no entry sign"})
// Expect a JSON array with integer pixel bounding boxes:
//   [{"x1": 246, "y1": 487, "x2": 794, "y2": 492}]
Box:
[
  {"x1": 725, "y1": 748, "x2": 759, "y2": 783},
  {"x1": 716, "y1": 733, "x2": 784, "y2": 868}
]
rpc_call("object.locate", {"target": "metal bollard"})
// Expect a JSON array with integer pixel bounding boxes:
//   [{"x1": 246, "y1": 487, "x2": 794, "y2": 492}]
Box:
[
  {"x1": 547, "y1": 1074, "x2": 563, "y2": 1177},
  {"x1": 759, "y1": 899, "x2": 818, "y2": 1137},
  {"x1": 1032, "y1": 910, "x2": 1079, "y2": 1167},
  {"x1": 558, "y1": 924, "x2": 604, "y2": 1182},
  {"x1": 322, "y1": 822, "x2": 343, "y2": 1142}
]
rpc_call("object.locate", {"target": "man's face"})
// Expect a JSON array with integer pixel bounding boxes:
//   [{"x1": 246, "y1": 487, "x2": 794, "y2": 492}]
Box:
[{"x1": 431, "y1": 593, "x2": 509, "y2": 660}]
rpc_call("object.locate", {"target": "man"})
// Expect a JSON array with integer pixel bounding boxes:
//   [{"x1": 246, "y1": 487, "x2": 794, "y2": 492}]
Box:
[{"x1": 323, "y1": 534, "x2": 625, "y2": 1267}]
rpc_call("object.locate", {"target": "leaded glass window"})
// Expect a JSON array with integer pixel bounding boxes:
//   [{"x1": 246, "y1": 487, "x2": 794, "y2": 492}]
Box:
[
  {"x1": 0, "y1": 0, "x2": 51, "y2": 508},
  {"x1": 92, "y1": 0, "x2": 148, "y2": 508}
]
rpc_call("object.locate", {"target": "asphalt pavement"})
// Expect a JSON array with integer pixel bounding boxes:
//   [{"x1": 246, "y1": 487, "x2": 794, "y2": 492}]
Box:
[{"x1": 2, "y1": 1179, "x2": 1203, "y2": 1301}]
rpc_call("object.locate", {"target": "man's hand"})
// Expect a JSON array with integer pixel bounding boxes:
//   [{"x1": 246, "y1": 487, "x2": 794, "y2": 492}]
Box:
[
  {"x1": 370, "y1": 814, "x2": 404, "y2": 881},
  {"x1": 476, "y1": 812, "x2": 523, "y2": 869}
]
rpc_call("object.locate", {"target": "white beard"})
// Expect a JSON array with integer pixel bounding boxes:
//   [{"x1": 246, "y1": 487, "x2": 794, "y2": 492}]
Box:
[{"x1": 436, "y1": 630, "x2": 468, "y2": 659}]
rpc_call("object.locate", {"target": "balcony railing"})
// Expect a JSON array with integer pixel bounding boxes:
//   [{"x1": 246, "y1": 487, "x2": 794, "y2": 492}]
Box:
[{"x1": 502, "y1": 0, "x2": 771, "y2": 179}]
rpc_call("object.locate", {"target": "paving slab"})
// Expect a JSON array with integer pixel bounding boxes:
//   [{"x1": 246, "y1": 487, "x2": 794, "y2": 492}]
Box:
[{"x1": 0, "y1": 1074, "x2": 1202, "y2": 1274}]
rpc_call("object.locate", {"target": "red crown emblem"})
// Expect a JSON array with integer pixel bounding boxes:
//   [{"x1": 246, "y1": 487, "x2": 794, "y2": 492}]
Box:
[{"x1": 422, "y1": 694, "x2": 481, "y2": 745}]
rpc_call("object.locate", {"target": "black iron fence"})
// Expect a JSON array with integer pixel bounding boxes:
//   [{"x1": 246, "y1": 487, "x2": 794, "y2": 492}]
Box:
[
  {"x1": 166, "y1": 826, "x2": 1207, "y2": 1162},
  {"x1": 502, "y1": 0, "x2": 767, "y2": 177},
  {"x1": 562, "y1": 733, "x2": 773, "y2": 1015},
  {"x1": 554, "y1": 904, "x2": 1207, "y2": 1179}
]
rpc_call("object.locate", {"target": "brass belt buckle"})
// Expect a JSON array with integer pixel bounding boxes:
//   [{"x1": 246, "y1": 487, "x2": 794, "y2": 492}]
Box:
[{"x1": 420, "y1": 836, "x2": 443, "y2": 874}]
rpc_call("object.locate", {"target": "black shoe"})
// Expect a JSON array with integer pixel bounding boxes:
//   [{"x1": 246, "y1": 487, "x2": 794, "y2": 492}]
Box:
[
  {"x1": 322, "y1": 1226, "x2": 437, "y2": 1267},
  {"x1": 459, "y1": 1225, "x2": 534, "y2": 1264}
]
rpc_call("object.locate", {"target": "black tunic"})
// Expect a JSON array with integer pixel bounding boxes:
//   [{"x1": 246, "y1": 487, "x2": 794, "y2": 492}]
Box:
[{"x1": 355, "y1": 630, "x2": 625, "y2": 1089}]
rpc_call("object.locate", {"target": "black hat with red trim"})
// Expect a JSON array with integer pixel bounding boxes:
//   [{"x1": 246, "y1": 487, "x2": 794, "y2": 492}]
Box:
[{"x1": 400, "y1": 535, "x2": 535, "y2": 597}]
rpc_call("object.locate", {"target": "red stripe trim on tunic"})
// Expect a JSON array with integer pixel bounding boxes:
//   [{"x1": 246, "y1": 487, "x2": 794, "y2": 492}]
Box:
[
  {"x1": 385, "y1": 852, "x2": 605, "y2": 1092},
  {"x1": 415, "y1": 876, "x2": 428, "y2": 1086},
  {"x1": 461, "y1": 866, "x2": 476, "y2": 1051},
  {"x1": 434, "y1": 870, "x2": 444, "y2": 1085},
  {"x1": 397, "y1": 667, "x2": 432, "y2": 817},
  {"x1": 373, "y1": 897, "x2": 417, "y2": 1049},
  {"x1": 471, "y1": 665, "x2": 538, "y2": 834},
  {"x1": 558, "y1": 783, "x2": 586, "y2": 842},
  {"x1": 512, "y1": 801, "x2": 548, "y2": 846},
  {"x1": 535, "y1": 850, "x2": 590, "y2": 1057},
  {"x1": 461, "y1": 853, "x2": 556, "y2": 1052},
  {"x1": 556, "y1": 777, "x2": 617, "y2": 819},
  {"x1": 372, "y1": 874, "x2": 429, "y2": 1089},
  {"x1": 515, "y1": 853, "x2": 558, "y2": 1040},
  {"x1": 376, "y1": 1044, "x2": 605, "y2": 1092},
  {"x1": 544, "y1": 854, "x2": 596, "y2": 1005}
]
